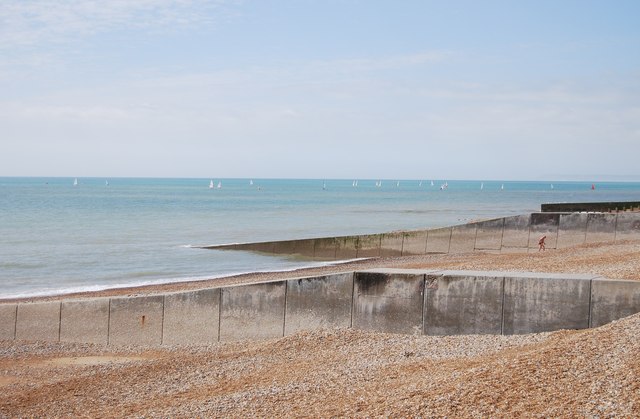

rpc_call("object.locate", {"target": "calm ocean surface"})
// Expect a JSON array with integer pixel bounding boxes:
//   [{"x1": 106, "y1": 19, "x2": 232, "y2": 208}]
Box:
[{"x1": 1, "y1": 177, "x2": 639, "y2": 298}]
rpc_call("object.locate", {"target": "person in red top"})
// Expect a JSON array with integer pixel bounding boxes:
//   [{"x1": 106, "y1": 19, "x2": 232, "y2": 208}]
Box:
[{"x1": 538, "y1": 235, "x2": 546, "y2": 251}]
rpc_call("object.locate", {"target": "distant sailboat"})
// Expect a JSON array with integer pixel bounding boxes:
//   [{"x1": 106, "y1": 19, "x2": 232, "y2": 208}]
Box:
[
  {"x1": 209, "y1": 180, "x2": 214, "y2": 189},
  {"x1": 376, "y1": 180, "x2": 382, "y2": 187},
  {"x1": 249, "y1": 180, "x2": 253, "y2": 186},
  {"x1": 430, "y1": 180, "x2": 434, "y2": 187},
  {"x1": 480, "y1": 182, "x2": 484, "y2": 190},
  {"x1": 591, "y1": 184, "x2": 595, "y2": 190},
  {"x1": 322, "y1": 181, "x2": 327, "y2": 190},
  {"x1": 105, "y1": 180, "x2": 109, "y2": 187},
  {"x1": 396, "y1": 181, "x2": 400, "y2": 187},
  {"x1": 73, "y1": 178, "x2": 78, "y2": 186},
  {"x1": 217, "y1": 181, "x2": 222, "y2": 189},
  {"x1": 419, "y1": 180, "x2": 422, "y2": 187},
  {"x1": 501, "y1": 184, "x2": 504, "y2": 190},
  {"x1": 352, "y1": 180, "x2": 356, "y2": 187},
  {"x1": 550, "y1": 184, "x2": 554, "y2": 189}
]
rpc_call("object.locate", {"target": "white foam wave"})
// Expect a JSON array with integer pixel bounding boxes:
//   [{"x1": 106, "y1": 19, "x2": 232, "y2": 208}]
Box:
[{"x1": 0, "y1": 258, "x2": 371, "y2": 300}]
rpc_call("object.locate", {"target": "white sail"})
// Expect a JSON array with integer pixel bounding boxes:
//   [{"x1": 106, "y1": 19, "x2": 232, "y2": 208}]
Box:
[
  {"x1": 480, "y1": 182, "x2": 484, "y2": 190},
  {"x1": 73, "y1": 178, "x2": 78, "y2": 186},
  {"x1": 217, "y1": 181, "x2": 222, "y2": 189},
  {"x1": 501, "y1": 184, "x2": 504, "y2": 190},
  {"x1": 250, "y1": 180, "x2": 253, "y2": 186},
  {"x1": 209, "y1": 180, "x2": 214, "y2": 189},
  {"x1": 430, "y1": 180, "x2": 434, "y2": 186}
]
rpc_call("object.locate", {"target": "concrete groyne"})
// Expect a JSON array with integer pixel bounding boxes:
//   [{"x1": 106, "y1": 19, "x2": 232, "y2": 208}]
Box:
[
  {"x1": 2, "y1": 270, "x2": 640, "y2": 346},
  {"x1": 202, "y1": 212, "x2": 640, "y2": 259},
  {"x1": 2, "y1": 210, "x2": 640, "y2": 347}
]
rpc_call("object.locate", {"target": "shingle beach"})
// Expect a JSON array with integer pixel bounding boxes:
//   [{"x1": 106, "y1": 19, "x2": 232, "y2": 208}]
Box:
[{"x1": 1, "y1": 240, "x2": 639, "y2": 417}]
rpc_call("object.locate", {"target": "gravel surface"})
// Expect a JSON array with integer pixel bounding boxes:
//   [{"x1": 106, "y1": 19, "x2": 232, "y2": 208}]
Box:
[
  {"x1": 0, "y1": 316, "x2": 639, "y2": 417},
  {"x1": 1, "y1": 240, "x2": 639, "y2": 417}
]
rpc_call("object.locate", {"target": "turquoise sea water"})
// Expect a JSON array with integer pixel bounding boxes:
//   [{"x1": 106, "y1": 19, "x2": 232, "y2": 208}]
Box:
[{"x1": 1, "y1": 177, "x2": 639, "y2": 298}]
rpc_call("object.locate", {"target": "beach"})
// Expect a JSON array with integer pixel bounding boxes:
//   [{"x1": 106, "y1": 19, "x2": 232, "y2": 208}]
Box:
[{"x1": 1, "y1": 240, "x2": 639, "y2": 416}]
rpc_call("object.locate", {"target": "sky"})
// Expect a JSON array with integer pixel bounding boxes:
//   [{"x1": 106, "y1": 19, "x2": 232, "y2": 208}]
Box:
[{"x1": 1, "y1": 0, "x2": 639, "y2": 181}]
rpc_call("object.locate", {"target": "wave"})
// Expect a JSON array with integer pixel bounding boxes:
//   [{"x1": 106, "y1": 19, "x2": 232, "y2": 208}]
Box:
[{"x1": 0, "y1": 258, "x2": 371, "y2": 300}]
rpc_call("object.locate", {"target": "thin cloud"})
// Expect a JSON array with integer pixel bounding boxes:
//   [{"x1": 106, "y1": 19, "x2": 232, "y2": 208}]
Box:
[{"x1": 0, "y1": 0, "x2": 240, "y2": 49}]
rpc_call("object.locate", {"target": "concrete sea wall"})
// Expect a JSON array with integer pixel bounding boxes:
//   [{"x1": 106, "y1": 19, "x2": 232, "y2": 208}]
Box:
[
  {"x1": 2, "y1": 270, "x2": 640, "y2": 346},
  {"x1": 203, "y1": 212, "x2": 640, "y2": 259}
]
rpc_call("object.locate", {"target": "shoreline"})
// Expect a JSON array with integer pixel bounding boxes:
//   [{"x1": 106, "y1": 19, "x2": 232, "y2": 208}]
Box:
[
  {"x1": 4, "y1": 239, "x2": 640, "y2": 304},
  {"x1": 2, "y1": 239, "x2": 640, "y2": 416}
]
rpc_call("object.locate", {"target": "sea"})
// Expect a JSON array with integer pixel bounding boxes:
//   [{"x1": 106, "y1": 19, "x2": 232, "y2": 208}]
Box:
[{"x1": 1, "y1": 177, "x2": 639, "y2": 299}]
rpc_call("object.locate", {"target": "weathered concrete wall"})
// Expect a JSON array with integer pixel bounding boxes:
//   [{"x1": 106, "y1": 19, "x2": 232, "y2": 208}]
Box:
[
  {"x1": 426, "y1": 227, "x2": 452, "y2": 253},
  {"x1": 219, "y1": 281, "x2": 285, "y2": 342},
  {"x1": 335, "y1": 236, "x2": 358, "y2": 260},
  {"x1": 502, "y1": 273, "x2": 594, "y2": 334},
  {"x1": 202, "y1": 212, "x2": 640, "y2": 259},
  {"x1": 284, "y1": 273, "x2": 353, "y2": 335},
  {"x1": 352, "y1": 271, "x2": 425, "y2": 335},
  {"x1": 380, "y1": 232, "x2": 404, "y2": 257},
  {"x1": 402, "y1": 230, "x2": 428, "y2": 256},
  {"x1": 0, "y1": 304, "x2": 17, "y2": 340},
  {"x1": 313, "y1": 237, "x2": 336, "y2": 259},
  {"x1": 6, "y1": 211, "x2": 640, "y2": 346},
  {"x1": 15, "y1": 301, "x2": 60, "y2": 342},
  {"x1": 109, "y1": 295, "x2": 164, "y2": 346},
  {"x1": 615, "y1": 212, "x2": 640, "y2": 241},
  {"x1": 586, "y1": 213, "x2": 617, "y2": 244},
  {"x1": 475, "y1": 219, "x2": 504, "y2": 251},
  {"x1": 425, "y1": 272, "x2": 504, "y2": 336},
  {"x1": 557, "y1": 213, "x2": 588, "y2": 248},
  {"x1": 449, "y1": 224, "x2": 477, "y2": 253},
  {"x1": 163, "y1": 289, "x2": 220, "y2": 345},
  {"x1": 356, "y1": 234, "x2": 381, "y2": 258},
  {"x1": 590, "y1": 278, "x2": 640, "y2": 328},
  {"x1": 60, "y1": 299, "x2": 110, "y2": 344},
  {"x1": 501, "y1": 214, "x2": 531, "y2": 250},
  {"x1": 4, "y1": 269, "x2": 640, "y2": 346}
]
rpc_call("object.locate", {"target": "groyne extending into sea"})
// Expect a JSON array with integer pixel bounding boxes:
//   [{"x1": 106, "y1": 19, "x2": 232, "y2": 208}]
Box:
[{"x1": 2, "y1": 209, "x2": 639, "y2": 346}]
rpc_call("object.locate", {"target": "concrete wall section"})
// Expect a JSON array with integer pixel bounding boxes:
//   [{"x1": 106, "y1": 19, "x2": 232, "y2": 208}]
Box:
[
  {"x1": 15, "y1": 301, "x2": 61, "y2": 342},
  {"x1": 352, "y1": 271, "x2": 424, "y2": 335},
  {"x1": 474, "y1": 218, "x2": 504, "y2": 251},
  {"x1": 615, "y1": 213, "x2": 640, "y2": 241},
  {"x1": 501, "y1": 215, "x2": 531, "y2": 250},
  {"x1": 557, "y1": 213, "x2": 588, "y2": 249},
  {"x1": 449, "y1": 223, "x2": 477, "y2": 253},
  {"x1": 401, "y1": 230, "x2": 428, "y2": 256},
  {"x1": 60, "y1": 299, "x2": 110, "y2": 344},
  {"x1": 313, "y1": 237, "x2": 337, "y2": 259},
  {"x1": 380, "y1": 232, "x2": 404, "y2": 257},
  {"x1": 426, "y1": 227, "x2": 452, "y2": 253},
  {"x1": 335, "y1": 236, "x2": 358, "y2": 260},
  {"x1": 0, "y1": 304, "x2": 17, "y2": 340},
  {"x1": 220, "y1": 281, "x2": 286, "y2": 341},
  {"x1": 586, "y1": 213, "x2": 617, "y2": 244},
  {"x1": 502, "y1": 273, "x2": 593, "y2": 334},
  {"x1": 590, "y1": 278, "x2": 640, "y2": 328},
  {"x1": 356, "y1": 234, "x2": 381, "y2": 258},
  {"x1": 163, "y1": 288, "x2": 220, "y2": 345},
  {"x1": 284, "y1": 273, "x2": 354, "y2": 335},
  {"x1": 425, "y1": 273, "x2": 504, "y2": 336},
  {"x1": 109, "y1": 295, "x2": 164, "y2": 346},
  {"x1": 528, "y1": 213, "x2": 559, "y2": 250}
]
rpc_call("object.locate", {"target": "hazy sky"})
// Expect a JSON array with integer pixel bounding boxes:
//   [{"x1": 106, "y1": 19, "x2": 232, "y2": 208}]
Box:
[{"x1": 1, "y1": 0, "x2": 639, "y2": 180}]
